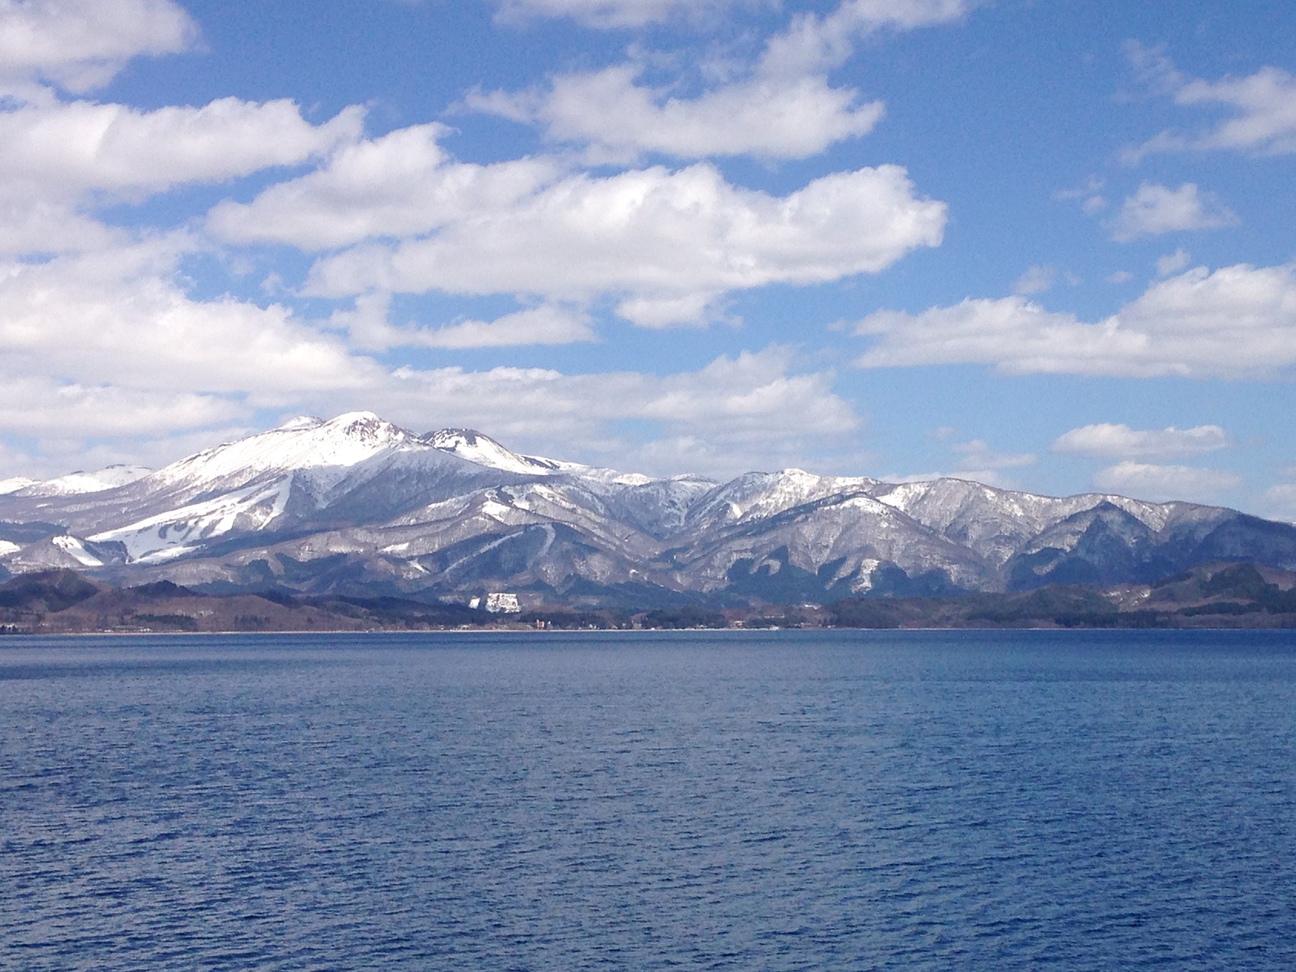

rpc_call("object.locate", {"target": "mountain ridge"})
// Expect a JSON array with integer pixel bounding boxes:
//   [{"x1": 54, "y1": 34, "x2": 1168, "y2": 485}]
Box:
[{"x1": 2, "y1": 411, "x2": 1294, "y2": 608}]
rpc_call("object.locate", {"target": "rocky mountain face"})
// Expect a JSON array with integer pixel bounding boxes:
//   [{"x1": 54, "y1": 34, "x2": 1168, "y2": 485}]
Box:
[{"x1": 2, "y1": 412, "x2": 1294, "y2": 608}]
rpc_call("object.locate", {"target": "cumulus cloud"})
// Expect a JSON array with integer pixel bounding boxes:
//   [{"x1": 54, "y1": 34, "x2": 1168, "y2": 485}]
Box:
[
  {"x1": 469, "y1": 65, "x2": 884, "y2": 161},
  {"x1": 364, "y1": 347, "x2": 862, "y2": 479},
  {"x1": 475, "y1": 0, "x2": 970, "y2": 162},
  {"x1": 854, "y1": 262, "x2": 1296, "y2": 378},
  {"x1": 208, "y1": 123, "x2": 556, "y2": 250},
  {"x1": 0, "y1": 95, "x2": 362, "y2": 256},
  {"x1": 0, "y1": 0, "x2": 197, "y2": 94},
  {"x1": 0, "y1": 195, "x2": 120, "y2": 255},
  {"x1": 1052, "y1": 423, "x2": 1230, "y2": 460},
  {"x1": 0, "y1": 233, "x2": 861, "y2": 478},
  {"x1": 760, "y1": 0, "x2": 971, "y2": 77},
  {"x1": 0, "y1": 256, "x2": 861, "y2": 477},
  {"x1": 1126, "y1": 47, "x2": 1296, "y2": 159},
  {"x1": 1109, "y1": 183, "x2": 1238, "y2": 241},
  {"x1": 1092, "y1": 461, "x2": 1242, "y2": 504},
  {"x1": 0, "y1": 98, "x2": 363, "y2": 198},
  {"x1": 0, "y1": 240, "x2": 379, "y2": 396},
  {"x1": 303, "y1": 162, "x2": 946, "y2": 326}
]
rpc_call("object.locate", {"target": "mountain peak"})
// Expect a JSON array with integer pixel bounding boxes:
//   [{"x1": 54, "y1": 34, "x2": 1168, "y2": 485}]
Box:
[
  {"x1": 1, "y1": 409, "x2": 1292, "y2": 603},
  {"x1": 320, "y1": 411, "x2": 407, "y2": 441}
]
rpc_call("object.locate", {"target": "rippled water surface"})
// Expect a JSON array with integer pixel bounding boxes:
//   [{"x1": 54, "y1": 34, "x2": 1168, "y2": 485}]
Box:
[{"x1": 2, "y1": 629, "x2": 1294, "y2": 970}]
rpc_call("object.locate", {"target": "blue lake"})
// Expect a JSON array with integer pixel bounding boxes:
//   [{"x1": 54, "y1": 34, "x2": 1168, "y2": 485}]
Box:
[{"x1": 2, "y1": 629, "x2": 1294, "y2": 970}]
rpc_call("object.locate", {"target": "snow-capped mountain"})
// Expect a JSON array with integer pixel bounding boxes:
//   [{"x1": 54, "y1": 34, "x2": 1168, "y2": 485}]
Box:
[{"x1": 1, "y1": 411, "x2": 1294, "y2": 605}]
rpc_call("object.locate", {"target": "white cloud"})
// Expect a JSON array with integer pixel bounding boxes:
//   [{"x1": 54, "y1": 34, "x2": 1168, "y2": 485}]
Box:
[
  {"x1": 1013, "y1": 265, "x2": 1056, "y2": 295},
  {"x1": 469, "y1": 65, "x2": 884, "y2": 161},
  {"x1": 0, "y1": 0, "x2": 197, "y2": 94},
  {"x1": 0, "y1": 195, "x2": 120, "y2": 255},
  {"x1": 1110, "y1": 182, "x2": 1238, "y2": 241},
  {"x1": 0, "y1": 268, "x2": 861, "y2": 478},
  {"x1": 414, "y1": 307, "x2": 596, "y2": 348},
  {"x1": 951, "y1": 439, "x2": 1036, "y2": 470},
  {"x1": 475, "y1": 0, "x2": 972, "y2": 162},
  {"x1": 492, "y1": 0, "x2": 748, "y2": 28},
  {"x1": 1130, "y1": 56, "x2": 1296, "y2": 158},
  {"x1": 0, "y1": 98, "x2": 363, "y2": 198},
  {"x1": 1052, "y1": 423, "x2": 1230, "y2": 460},
  {"x1": 1261, "y1": 484, "x2": 1296, "y2": 524},
  {"x1": 208, "y1": 123, "x2": 557, "y2": 250},
  {"x1": 854, "y1": 262, "x2": 1296, "y2": 378},
  {"x1": 0, "y1": 377, "x2": 245, "y2": 438},
  {"x1": 304, "y1": 162, "x2": 946, "y2": 327},
  {"x1": 334, "y1": 294, "x2": 596, "y2": 350},
  {"x1": 760, "y1": 0, "x2": 971, "y2": 78},
  {"x1": 0, "y1": 235, "x2": 861, "y2": 478},
  {"x1": 1092, "y1": 461, "x2": 1242, "y2": 504},
  {"x1": 364, "y1": 347, "x2": 862, "y2": 479},
  {"x1": 0, "y1": 240, "x2": 379, "y2": 397},
  {"x1": 0, "y1": 95, "x2": 363, "y2": 257},
  {"x1": 875, "y1": 435, "x2": 1035, "y2": 490},
  {"x1": 1156, "y1": 248, "x2": 1192, "y2": 277},
  {"x1": 1056, "y1": 175, "x2": 1107, "y2": 214}
]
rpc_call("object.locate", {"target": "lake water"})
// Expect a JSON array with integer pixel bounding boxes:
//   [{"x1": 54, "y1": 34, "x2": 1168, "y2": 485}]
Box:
[{"x1": 2, "y1": 629, "x2": 1294, "y2": 971}]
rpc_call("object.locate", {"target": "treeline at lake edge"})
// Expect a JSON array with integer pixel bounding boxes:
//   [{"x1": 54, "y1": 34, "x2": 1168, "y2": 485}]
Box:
[{"x1": 3, "y1": 562, "x2": 1296, "y2": 634}]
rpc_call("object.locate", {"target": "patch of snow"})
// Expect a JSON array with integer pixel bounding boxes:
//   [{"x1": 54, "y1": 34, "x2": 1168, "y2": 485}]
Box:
[
  {"x1": 479, "y1": 498, "x2": 514, "y2": 520},
  {"x1": 52, "y1": 535, "x2": 103, "y2": 567},
  {"x1": 88, "y1": 479, "x2": 292, "y2": 563},
  {"x1": 0, "y1": 539, "x2": 21, "y2": 556}
]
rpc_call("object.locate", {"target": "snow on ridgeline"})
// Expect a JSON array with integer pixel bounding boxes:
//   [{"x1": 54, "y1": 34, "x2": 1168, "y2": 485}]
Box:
[
  {"x1": 425, "y1": 428, "x2": 564, "y2": 476},
  {"x1": 0, "y1": 477, "x2": 38, "y2": 495},
  {"x1": 6, "y1": 465, "x2": 152, "y2": 497},
  {"x1": 153, "y1": 412, "x2": 418, "y2": 487},
  {"x1": 0, "y1": 410, "x2": 1288, "y2": 593},
  {"x1": 425, "y1": 427, "x2": 658, "y2": 486}
]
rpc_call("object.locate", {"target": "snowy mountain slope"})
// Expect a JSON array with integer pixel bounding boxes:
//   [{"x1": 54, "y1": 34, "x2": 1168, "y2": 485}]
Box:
[
  {"x1": 0, "y1": 414, "x2": 522, "y2": 560},
  {"x1": 686, "y1": 469, "x2": 878, "y2": 532},
  {"x1": 672, "y1": 489, "x2": 995, "y2": 595},
  {"x1": 2, "y1": 411, "x2": 1295, "y2": 601},
  {"x1": 425, "y1": 428, "x2": 566, "y2": 476},
  {"x1": 9, "y1": 465, "x2": 154, "y2": 498},
  {"x1": 0, "y1": 477, "x2": 38, "y2": 495},
  {"x1": 867, "y1": 479, "x2": 1202, "y2": 565}
]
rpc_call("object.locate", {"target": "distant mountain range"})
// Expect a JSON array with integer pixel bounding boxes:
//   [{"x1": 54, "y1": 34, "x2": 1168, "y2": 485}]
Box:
[{"x1": 2, "y1": 411, "x2": 1295, "y2": 609}]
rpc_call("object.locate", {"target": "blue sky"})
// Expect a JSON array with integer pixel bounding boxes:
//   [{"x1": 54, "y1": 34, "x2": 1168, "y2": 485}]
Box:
[{"x1": 2, "y1": 0, "x2": 1295, "y2": 519}]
